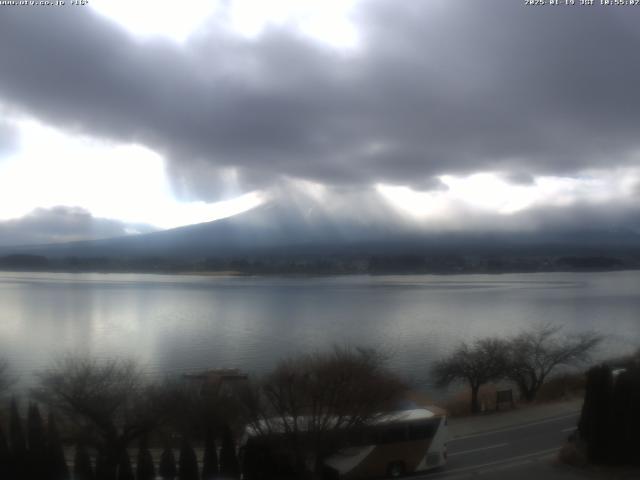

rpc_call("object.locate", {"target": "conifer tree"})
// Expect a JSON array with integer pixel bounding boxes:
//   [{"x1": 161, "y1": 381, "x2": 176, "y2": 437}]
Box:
[
  {"x1": 201, "y1": 428, "x2": 218, "y2": 480},
  {"x1": 240, "y1": 440, "x2": 266, "y2": 480},
  {"x1": 10, "y1": 398, "x2": 27, "y2": 480},
  {"x1": 136, "y1": 436, "x2": 156, "y2": 480},
  {"x1": 628, "y1": 367, "x2": 640, "y2": 466},
  {"x1": 612, "y1": 367, "x2": 640, "y2": 465},
  {"x1": 95, "y1": 450, "x2": 112, "y2": 480},
  {"x1": 0, "y1": 425, "x2": 13, "y2": 480},
  {"x1": 159, "y1": 446, "x2": 178, "y2": 480},
  {"x1": 117, "y1": 450, "x2": 135, "y2": 480},
  {"x1": 27, "y1": 403, "x2": 48, "y2": 479},
  {"x1": 74, "y1": 444, "x2": 95, "y2": 480},
  {"x1": 178, "y1": 437, "x2": 199, "y2": 480},
  {"x1": 219, "y1": 424, "x2": 239, "y2": 478},
  {"x1": 47, "y1": 412, "x2": 70, "y2": 480},
  {"x1": 579, "y1": 364, "x2": 614, "y2": 464}
]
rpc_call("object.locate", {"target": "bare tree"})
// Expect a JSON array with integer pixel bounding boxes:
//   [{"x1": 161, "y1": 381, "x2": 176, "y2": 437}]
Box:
[
  {"x1": 152, "y1": 375, "x2": 238, "y2": 441},
  {"x1": 431, "y1": 338, "x2": 508, "y2": 414},
  {"x1": 505, "y1": 323, "x2": 602, "y2": 402},
  {"x1": 241, "y1": 346, "x2": 407, "y2": 479},
  {"x1": 33, "y1": 356, "x2": 164, "y2": 480},
  {"x1": 0, "y1": 358, "x2": 15, "y2": 398}
]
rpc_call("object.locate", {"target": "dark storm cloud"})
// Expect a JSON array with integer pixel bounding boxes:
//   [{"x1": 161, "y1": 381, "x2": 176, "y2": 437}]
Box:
[
  {"x1": 1, "y1": 1, "x2": 640, "y2": 200},
  {"x1": 0, "y1": 207, "x2": 157, "y2": 247}
]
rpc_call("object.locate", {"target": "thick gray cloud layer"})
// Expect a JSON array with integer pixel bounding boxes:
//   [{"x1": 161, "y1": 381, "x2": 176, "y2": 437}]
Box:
[
  {"x1": 1, "y1": 1, "x2": 640, "y2": 202},
  {"x1": 0, "y1": 207, "x2": 157, "y2": 247}
]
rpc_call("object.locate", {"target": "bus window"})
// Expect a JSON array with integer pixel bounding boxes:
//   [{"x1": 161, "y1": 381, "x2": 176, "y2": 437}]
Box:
[
  {"x1": 346, "y1": 427, "x2": 376, "y2": 446},
  {"x1": 361, "y1": 427, "x2": 377, "y2": 446},
  {"x1": 408, "y1": 421, "x2": 437, "y2": 440},
  {"x1": 346, "y1": 427, "x2": 364, "y2": 446},
  {"x1": 378, "y1": 425, "x2": 408, "y2": 444}
]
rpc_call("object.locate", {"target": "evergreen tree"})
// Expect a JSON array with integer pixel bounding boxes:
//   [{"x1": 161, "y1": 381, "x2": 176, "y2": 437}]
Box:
[
  {"x1": 27, "y1": 403, "x2": 48, "y2": 479},
  {"x1": 201, "y1": 428, "x2": 218, "y2": 480},
  {"x1": 178, "y1": 437, "x2": 199, "y2": 480},
  {"x1": 611, "y1": 368, "x2": 633, "y2": 464},
  {"x1": 240, "y1": 440, "x2": 268, "y2": 480},
  {"x1": 0, "y1": 425, "x2": 14, "y2": 480},
  {"x1": 10, "y1": 398, "x2": 27, "y2": 480},
  {"x1": 95, "y1": 450, "x2": 111, "y2": 480},
  {"x1": 74, "y1": 444, "x2": 95, "y2": 480},
  {"x1": 159, "y1": 447, "x2": 178, "y2": 480},
  {"x1": 579, "y1": 364, "x2": 614, "y2": 464},
  {"x1": 136, "y1": 436, "x2": 155, "y2": 480},
  {"x1": 117, "y1": 450, "x2": 135, "y2": 480},
  {"x1": 47, "y1": 412, "x2": 69, "y2": 480},
  {"x1": 622, "y1": 367, "x2": 640, "y2": 466},
  {"x1": 219, "y1": 425, "x2": 239, "y2": 478},
  {"x1": 579, "y1": 364, "x2": 640, "y2": 466}
]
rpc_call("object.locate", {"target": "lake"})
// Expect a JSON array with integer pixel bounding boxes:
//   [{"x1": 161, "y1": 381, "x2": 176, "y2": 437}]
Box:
[{"x1": 0, "y1": 270, "x2": 638, "y2": 391}]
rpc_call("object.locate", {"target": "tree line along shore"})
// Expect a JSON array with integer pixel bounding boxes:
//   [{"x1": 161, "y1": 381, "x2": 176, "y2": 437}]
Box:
[{"x1": 1, "y1": 252, "x2": 639, "y2": 275}]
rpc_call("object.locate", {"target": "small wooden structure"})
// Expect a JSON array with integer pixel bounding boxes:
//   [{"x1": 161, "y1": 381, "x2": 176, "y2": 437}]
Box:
[
  {"x1": 183, "y1": 368, "x2": 248, "y2": 396},
  {"x1": 495, "y1": 389, "x2": 515, "y2": 411}
]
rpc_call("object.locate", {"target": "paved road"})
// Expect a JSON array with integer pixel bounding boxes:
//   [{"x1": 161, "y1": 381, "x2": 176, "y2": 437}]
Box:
[{"x1": 418, "y1": 412, "x2": 580, "y2": 478}]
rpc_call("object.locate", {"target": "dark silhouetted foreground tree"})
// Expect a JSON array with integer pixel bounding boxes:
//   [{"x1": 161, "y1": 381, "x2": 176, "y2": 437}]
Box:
[
  {"x1": 506, "y1": 324, "x2": 602, "y2": 402},
  {"x1": 179, "y1": 437, "x2": 199, "y2": 480},
  {"x1": 219, "y1": 424, "x2": 239, "y2": 478},
  {"x1": 432, "y1": 338, "x2": 508, "y2": 414},
  {"x1": 117, "y1": 450, "x2": 135, "y2": 480},
  {"x1": 578, "y1": 363, "x2": 640, "y2": 465},
  {"x1": 201, "y1": 428, "x2": 218, "y2": 480},
  {"x1": 10, "y1": 398, "x2": 27, "y2": 480},
  {"x1": 159, "y1": 446, "x2": 178, "y2": 480},
  {"x1": 136, "y1": 436, "x2": 155, "y2": 480},
  {"x1": 0, "y1": 358, "x2": 13, "y2": 399},
  {"x1": 27, "y1": 403, "x2": 47, "y2": 479},
  {"x1": 609, "y1": 368, "x2": 638, "y2": 465},
  {"x1": 47, "y1": 412, "x2": 69, "y2": 480},
  {"x1": 241, "y1": 346, "x2": 407, "y2": 478},
  {"x1": 34, "y1": 356, "x2": 163, "y2": 479},
  {"x1": 578, "y1": 364, "x2": 613, "y2": 464},
  {"x1": 0, "y1": 425, "x2": 12, "y2": 480},
  {"x1": 95, "y1": 450, "x2": 111, "y2": 480},
  {"x1": 74, "y1": 444, "x2": 95, "y2": 480}
]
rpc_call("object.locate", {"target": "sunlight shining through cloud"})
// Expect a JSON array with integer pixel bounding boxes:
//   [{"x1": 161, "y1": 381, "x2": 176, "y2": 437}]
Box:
[
  {"x1": 90, "y1": 0, "x2": 218, "y2": 42},
  {"x1": 228, "y1": 0, "x2": 360, "y2": 49},
  {"x1": 377, "y1": 169, "x2": 640, "y2": 224},
  {"x1": 0, "y1": 118, "x2": 264, "y2": 229},
  {"x1": 90, "y1": 0, "x2": 361, "y2": 49}
]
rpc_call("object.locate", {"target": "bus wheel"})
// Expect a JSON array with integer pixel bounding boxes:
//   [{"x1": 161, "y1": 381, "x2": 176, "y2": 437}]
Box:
[{"x1": 387, "y1": 462, "x2": 406, "y2": 478}]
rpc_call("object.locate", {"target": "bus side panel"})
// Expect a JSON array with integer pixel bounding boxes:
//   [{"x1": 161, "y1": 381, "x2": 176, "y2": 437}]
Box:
[{"x1": 342, "y1": 440, "x2": 432, "y2": 479}]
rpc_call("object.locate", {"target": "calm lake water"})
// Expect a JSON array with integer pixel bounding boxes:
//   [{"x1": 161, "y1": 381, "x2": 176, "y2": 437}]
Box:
[{"x1": 0, "y1": 270, "x2": 639, "y2": 390}]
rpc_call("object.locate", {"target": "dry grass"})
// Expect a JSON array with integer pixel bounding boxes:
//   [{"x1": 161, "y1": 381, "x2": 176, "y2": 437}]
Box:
[
  {"x1": 403, "y1": 390, "x2": 435, "y2": 408},
  {"x1": 535, "y1": 372, "x2": 586, "y2": 403},
  {"x1": 557, "y1": 440, "x2": 588, "y2": 468},
  {"x1": 442, "y1": 384, "x2": 501, "y2": 417},
  {"x1": 441, "y1": 373, "x2": 586, "y2": 417}
]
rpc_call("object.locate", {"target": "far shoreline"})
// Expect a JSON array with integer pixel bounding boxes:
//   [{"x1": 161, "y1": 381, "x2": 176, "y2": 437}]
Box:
[{"x1": 1, "y1": 266, "x2": 640, "y2": 278}]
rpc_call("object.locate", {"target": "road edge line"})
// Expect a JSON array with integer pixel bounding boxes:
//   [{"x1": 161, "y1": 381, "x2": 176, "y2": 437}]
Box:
[
  {"x1": 427, "y1": 447, "x2": 558, "y2": 478},
  {"x1": 450, "y1": 412, "x2": 580, "y2": 441}
]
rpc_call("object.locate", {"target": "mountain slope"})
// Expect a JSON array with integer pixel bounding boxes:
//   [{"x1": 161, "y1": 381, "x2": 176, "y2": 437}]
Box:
[{"x1": 2, "y1": 201, "x2": 640, "y2": 260}]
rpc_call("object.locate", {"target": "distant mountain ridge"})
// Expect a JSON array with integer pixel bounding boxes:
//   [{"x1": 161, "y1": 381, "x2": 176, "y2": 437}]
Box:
[{"x1": 1, "y1": 201, "x2": 640, "y2": 262}]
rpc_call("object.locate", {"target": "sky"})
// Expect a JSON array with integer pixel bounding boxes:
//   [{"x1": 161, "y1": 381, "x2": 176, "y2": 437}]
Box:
[{"x1": 1, "y1": 0, "x2": 640, "y2": 246}]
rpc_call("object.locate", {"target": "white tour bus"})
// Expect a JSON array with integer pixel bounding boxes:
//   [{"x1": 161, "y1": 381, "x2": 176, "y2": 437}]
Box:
[{"x1": 241, "y1": 406, "x2": 449, "y2": 479}]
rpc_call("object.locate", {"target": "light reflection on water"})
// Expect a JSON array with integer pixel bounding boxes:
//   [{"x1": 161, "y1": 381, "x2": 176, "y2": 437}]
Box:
[{"x1": 0, "y1": 271, "x2": 638, "y2": 391}]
